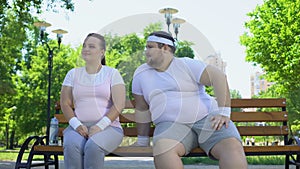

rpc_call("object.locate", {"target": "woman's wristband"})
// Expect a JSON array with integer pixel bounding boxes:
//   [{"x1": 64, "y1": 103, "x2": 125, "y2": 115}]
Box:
[
  {"x1": 96, "y1": 116, "x2": 112, "y2": 130},
  {"x1": 218, "y1": 107, "x2": 231, "y2": 117},
  {"x1": 69, "y1": 117, "x2": 82, "y2": 130}
]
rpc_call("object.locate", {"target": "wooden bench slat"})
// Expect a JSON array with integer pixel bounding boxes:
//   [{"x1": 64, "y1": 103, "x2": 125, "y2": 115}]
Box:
[
  {"x1": 55, "y1": 111, "x2": 289, "y2": 124},
  {"x1": 114, "y1": 126, "x2": 290, "y2": 137},
  {"x1": 237, "y1": 126, "x2": 289, "y2": 136},
  {"x1": 56, "y1": 117, "x2": 289, "y2": 137},
  {"x1": 34, "y1": 145, "x2": 63, "y2": 153},
  {"x1": 111, "y1": 146, "x2": 153, "y2": 157},
  {"x1": 231, "y1": 111, "x2": 288, "y2": 122},
  {"x1": 243, "y1": 145, "x2": 300, "y2": 153},
  {"x1": 231, "y1": 98, "x2": 286, "y2": 108},
  {"x1": 189, "y1": 145, "x2": 300, "y2": 155},
  {"x1": 55, "y1": 114, "x2": 67, "y2": 123},
  {"x1": 58, "y1": 128, "x2": 64, "y2": 137},
  {"x1": 123, "y1": 127, "x2": 154, "y2": 137},
  {"x1": 120, "y1": 113, "x2": 135, "y2": 123},
  {"x1": 123, "y1": 126, "x2": 290, "y2": 137},
  {"x1": 55, "y1": 99, "x2": 286, "y2": 110},
  {"x1": 34, "y1": 144, "x2": 300, "y2": 157},
  {"x1": 57, "y1": 126, "x2": 289, "y2": 137}
]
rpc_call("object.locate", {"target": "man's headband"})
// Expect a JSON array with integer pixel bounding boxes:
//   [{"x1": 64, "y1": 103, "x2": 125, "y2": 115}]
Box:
[{"x1": 147, "y1": 35, "x2": 175, "y2": 47}]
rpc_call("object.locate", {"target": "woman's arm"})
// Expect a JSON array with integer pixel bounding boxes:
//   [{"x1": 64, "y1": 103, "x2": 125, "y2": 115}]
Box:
[
  {"x1": 106, "y1": 84, "x2": 126, "y2": 121},
  {"x1": 61, "y1": 85, "x2": 88, "y2": 137},
  {"x1": 89, "y1": 83, "x2": 126, "y2": 136},
  {"x1": 60, "y1": 86, "x2": 75, "y2": 121}
]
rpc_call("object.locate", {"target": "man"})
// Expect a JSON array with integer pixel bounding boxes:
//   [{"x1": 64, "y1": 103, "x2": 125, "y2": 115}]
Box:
[{"x1": 132, "y1": 31, "x2": 248, "y2": 169}]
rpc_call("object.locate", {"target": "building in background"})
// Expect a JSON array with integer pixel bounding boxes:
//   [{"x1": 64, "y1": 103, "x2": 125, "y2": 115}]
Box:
[
  {"x1": 250, "y1": 71, "x2": 274, "y2": 96},
  {"x1": 204, "y1": 52, "x2": 227, "y2": 73}
]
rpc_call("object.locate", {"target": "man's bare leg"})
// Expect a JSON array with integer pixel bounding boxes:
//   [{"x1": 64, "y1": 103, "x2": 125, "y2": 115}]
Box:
[
  {"x1": 153, "y1": 139, "x2": 186, "y2": 169},
  {"x1": 211, "y1": 137, "x2": 248, "y2": 169}
]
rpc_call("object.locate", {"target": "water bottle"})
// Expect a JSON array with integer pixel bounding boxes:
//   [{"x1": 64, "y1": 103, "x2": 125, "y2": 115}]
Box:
[{"x1": 49, "y1": 117, "x2": 59, "y2": 145}]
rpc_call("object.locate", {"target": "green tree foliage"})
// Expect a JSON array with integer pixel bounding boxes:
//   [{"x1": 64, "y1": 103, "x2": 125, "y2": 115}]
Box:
[
  {"x1": 142, "y1": 22, "x2": 163, "y2": 39},
  {"x1": 11, "y1": 41, "x2": 77, "y2": 137},
  {"x1": 240, "y1": 0, "x2": 300, "y2": 131},
  {"x1": 287, "y1": 89, "x2": 300, "y2": 134},
  {"x1": 230, "y1": 89, "x2": 242, "y2": 112},
  {"x1": 0, "y1": 9, "x2": 28, "y2": 95},
  {"x1": 230, "y1": 89, "x2": 242, "y2": 99},
  {"x1": 105, "y1": 23, "x2": 165, "y2": 99},
  {"x1": 0, "y1": 0, "x2": 83, "y2": 96},
  {"x1": 111, "y1": 37, "x2": 146, "y2": 99},
  {"x1": 175, "y1": 41, "x2": 195, "y2": 59},
  {"x1": 0, "y1": 0, "x2": 84, "y2": 147},
  {"x1": 0, "y1": 8, "x2": 35, "y2": 147},
  {"x1": 1, "y1": 0, "x2": 75, "y2": 16},
  {"x1": 240, "y1": 0, "x2": 300, "y2": 93}
]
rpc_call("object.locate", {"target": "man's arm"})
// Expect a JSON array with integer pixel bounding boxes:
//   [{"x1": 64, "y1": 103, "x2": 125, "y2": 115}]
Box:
[
  {"x1": 200, "y1": 65, "x2": 230, "y2": 108},
  {"x1": 133, "y1": 94, "x2": 151, "y2": 146},
  {"x1": 200, "y1": 65, "x2": 231, "y2": 130}
]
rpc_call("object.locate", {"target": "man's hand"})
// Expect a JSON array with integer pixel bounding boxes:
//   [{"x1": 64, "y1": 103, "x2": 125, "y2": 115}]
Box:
[
  {"x1": 88, "y1": 125, "x2": 102, "y2": 137},
  {"x1": 76, "y1": 125, "x2": 89, "y2": 138},
  {"x1": 210, "y1": 114, "x2": 230, "y2": 130}
]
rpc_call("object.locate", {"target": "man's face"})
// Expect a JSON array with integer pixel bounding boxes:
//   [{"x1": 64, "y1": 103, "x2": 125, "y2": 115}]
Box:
[{"x1": 145, "y1": 41, "x2": 164, "y2": 68}]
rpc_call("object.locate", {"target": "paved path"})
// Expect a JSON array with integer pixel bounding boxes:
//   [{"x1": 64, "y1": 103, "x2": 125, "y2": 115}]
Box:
[{"x1": 1, "y1": 157, "x2": 296, "y2": 169}]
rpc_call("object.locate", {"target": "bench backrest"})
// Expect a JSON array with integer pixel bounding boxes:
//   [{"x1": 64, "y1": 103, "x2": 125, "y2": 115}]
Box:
[{"x1": 55, "y1": 98, "x2": 288, "y2": 144}]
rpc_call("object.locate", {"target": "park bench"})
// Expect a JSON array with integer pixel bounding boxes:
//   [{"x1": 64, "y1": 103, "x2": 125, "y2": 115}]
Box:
[{"x1": 15, "y1": 98, "x2": 300, "y2": 169}]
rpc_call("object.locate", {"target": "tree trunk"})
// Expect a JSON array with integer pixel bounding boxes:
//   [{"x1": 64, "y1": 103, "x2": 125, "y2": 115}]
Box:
[
  {"x1": 5, "y1": 123, "x2": 9, "y2": 149},
  {"x1": 9, "y1": 129, "x2": 15, "y2": 149}
]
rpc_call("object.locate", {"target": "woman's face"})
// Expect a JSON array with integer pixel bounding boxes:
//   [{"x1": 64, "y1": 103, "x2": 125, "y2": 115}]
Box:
[{"x1": 81, "y1": 36, "x2": 104, "y2": 63}]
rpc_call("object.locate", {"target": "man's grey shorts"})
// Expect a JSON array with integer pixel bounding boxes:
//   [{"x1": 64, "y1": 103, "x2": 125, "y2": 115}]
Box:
[{"x1": 153, "y1": 116, "x2": 242, "y2": 158}]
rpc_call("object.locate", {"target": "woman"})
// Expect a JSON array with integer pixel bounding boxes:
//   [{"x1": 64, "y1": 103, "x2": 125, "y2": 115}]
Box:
[{"x1": 60, "y1": 33, "x2": 125, "y2": 169}]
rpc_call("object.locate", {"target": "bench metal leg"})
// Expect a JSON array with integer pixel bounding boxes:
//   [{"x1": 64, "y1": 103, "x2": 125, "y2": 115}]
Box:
[
  {"x1": 54, "y1": 155, "x2": 59, "y2": 169},
  {"x1": 15, "y1": 136, "x2": 41, "y2": 169},
  {"x1": 297, "y1": 154, "x2": 300, "y2": 169},
  {"x1": 285, "y1": 154, "x2": 289, "y2": 169},
  {"x1": 15, "y1": 135, "x2": 57, "y2": 169},
  {"x1": 43, "y1": 155, "x2": 50, "y2": 169}
]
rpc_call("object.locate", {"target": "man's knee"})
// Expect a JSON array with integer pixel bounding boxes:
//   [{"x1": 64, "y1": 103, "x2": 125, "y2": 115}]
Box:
[
  {"x1": 210, "y1": 137, "x2": 244, "y2": 159},
  {"x1": 153, "y1": 138, "x2": 185, "y2": 157}
]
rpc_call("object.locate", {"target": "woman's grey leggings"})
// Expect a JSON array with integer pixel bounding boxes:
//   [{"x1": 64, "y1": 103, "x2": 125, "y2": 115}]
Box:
[{"x1": 63, "y1": 126, "x2": 123, "y2": 169}]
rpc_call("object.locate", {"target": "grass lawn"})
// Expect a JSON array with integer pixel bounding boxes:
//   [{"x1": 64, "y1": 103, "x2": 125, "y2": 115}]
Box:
[{"x1": 0, "y1": 149, "x2": 64, "y2": 162}]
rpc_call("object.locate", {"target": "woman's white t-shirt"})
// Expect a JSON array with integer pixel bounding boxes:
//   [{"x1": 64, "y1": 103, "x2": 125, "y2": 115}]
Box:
[{"x1": 62, "y1": 66, "x2": 124, "y2": 128}]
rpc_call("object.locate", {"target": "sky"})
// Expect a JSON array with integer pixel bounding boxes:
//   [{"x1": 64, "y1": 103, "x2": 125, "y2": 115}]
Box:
[{"x1": 38, "y1": 0, "x2": 264, "y2": 98}]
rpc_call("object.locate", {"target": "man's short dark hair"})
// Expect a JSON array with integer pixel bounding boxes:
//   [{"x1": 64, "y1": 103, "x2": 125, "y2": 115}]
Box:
[{"x1": 149, "y1": 31, "x2": 176, "y2": 53}]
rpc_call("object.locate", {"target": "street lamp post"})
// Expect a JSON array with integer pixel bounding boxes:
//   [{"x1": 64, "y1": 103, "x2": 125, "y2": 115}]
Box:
[
  {"x1": 171, "y1": 17, "x2": 186, "y2": 40},
  {"x1": 34, "y1": 21, "x2": 67, "y2": 145},
  {"x1": 159, "y1": 7, "x2": 178, "y2": 34},
  {"x1": 159, "y1": 7, "x2": 185, "y2": 40}
]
